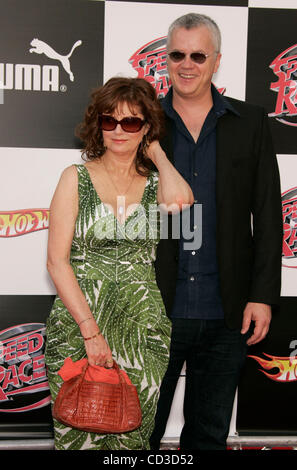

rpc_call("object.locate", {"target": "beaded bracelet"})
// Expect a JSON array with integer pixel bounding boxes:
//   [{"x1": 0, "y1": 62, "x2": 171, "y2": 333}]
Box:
[{"x1": 83, "y1": 331, "x2": 102, "y2": 341}]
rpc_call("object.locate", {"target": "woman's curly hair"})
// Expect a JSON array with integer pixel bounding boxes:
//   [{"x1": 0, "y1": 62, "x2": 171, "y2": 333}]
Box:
[{"x1": 76, "y1": 77, "x2": 165, "y2": 176}]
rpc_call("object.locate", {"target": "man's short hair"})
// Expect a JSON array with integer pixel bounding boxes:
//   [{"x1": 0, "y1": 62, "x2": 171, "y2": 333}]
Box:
[{"x1": 167, "y1": 13, "x2": 221, "y2": 53}]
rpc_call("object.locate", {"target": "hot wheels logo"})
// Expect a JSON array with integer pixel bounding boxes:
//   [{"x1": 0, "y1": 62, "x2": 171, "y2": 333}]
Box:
[
  {"x1": 0, "y1": 209, "x2": 49, "y2": 237},
  {"x1": 0, "y1": 323, "x2": 50, "y2": 412},
  {"x1": 282, "y1": 187, "x2": 297, "y2": 268},
  {"x1": 269, "y1": 44, "x2": 297, "y2": 126}
]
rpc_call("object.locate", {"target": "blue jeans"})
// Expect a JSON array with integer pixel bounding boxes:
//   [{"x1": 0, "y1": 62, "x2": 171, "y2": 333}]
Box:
[{"x1": 150, "y1": 318, "x2": 248, "y2": 450}]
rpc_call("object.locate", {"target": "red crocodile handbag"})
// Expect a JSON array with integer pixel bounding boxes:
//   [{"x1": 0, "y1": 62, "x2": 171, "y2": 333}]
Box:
[{"x1": 52, "y1": 361, "x2": 142, "y2": 433}]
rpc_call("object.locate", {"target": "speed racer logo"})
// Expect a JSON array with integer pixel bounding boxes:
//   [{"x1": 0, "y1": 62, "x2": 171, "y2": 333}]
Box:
[
  {"x1": 129, "y1": 36, "x2": 226, "y2": 98},
  {"x1": 282, "y1": 187, "x2": 297, "y2": 267},
  {"x1": 269, "y1": 44, "x2": 297, "y2": 126},
  {"x1": 0, "y1": 209, "x2": 49, "y2": 237},
  {"x1": 0, "y1": 323, "x2": 50, "y2": 412},
  {"x1": 129, "y1": 37, "x2": 169, "y2": 98}
]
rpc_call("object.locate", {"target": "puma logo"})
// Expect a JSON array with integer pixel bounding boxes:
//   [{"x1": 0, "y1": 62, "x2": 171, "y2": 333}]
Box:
[{"x1": 29, "y1": 39, "x2": 82, "y2": 82}]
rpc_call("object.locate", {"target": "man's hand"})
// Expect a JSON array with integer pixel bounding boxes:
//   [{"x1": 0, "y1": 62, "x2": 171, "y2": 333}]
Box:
[{"x1": 241, "y1": 302, "x2": 272, "y2": 346}]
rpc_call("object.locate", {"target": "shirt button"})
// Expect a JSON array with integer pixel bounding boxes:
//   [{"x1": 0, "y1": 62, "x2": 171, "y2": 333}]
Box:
[
  {"x1": 190, "y1": 276, "x2": 195, "y2": 281},
  {"x1": 193, "y1": 172, "x2": 198, "y2": 177},
  {"x1": 193, "y1": 225, "x2": 197, "y2": 230},
  {"x1": 194, "y1": 199, "x2": 198, "y2": 203},
  {"x1": 191, "y1": 251, "x2": 196, "y2": 255}
]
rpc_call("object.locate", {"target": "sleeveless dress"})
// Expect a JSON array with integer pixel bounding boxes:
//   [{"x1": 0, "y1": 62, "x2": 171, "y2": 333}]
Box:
[{"x1": 45, "y1": 164, "x2": 171, "y2": 450}]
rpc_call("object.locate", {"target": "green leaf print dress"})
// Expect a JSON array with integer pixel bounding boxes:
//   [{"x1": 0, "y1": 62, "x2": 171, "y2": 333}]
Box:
[{"x1": 45, "y1": 164, "x2": 171, "y2": 450}]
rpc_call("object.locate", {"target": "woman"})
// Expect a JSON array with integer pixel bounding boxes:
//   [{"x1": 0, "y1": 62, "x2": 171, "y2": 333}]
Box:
[{"x1": 45, "y1": 77, "x2": 193, "y2": 450}]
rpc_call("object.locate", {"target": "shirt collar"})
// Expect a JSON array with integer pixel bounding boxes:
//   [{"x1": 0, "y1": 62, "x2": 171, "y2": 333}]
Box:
[
  {"x1": 211, "y1": 84, "x2": 240, "y2": 117},
  {"x1": 162, "y1": 84, "x2": 240, "y2": 118}
]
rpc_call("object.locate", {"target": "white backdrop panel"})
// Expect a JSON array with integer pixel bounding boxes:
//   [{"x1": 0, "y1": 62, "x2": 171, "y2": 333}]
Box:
[
  {"x1": 249, "y1": 0, "x2": 297, "y2": 8},
  {"x1": 278, "y1": 154, "x2": 297, "y2": 296},
  {"x1": 0, "y1": 147, "x2": 83, "y2": 294},
  {"x1": 104, "y1": 1, "x2": 248, "y2": 101}
]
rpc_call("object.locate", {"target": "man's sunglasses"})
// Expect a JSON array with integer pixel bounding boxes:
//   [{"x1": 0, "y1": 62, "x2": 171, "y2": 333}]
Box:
[
  {"x1": 98, "y1": 115, "x2": 146, "y2": 133},
  {"x1": 167, "y1": 50, "x2": 215, "y2": 64}
]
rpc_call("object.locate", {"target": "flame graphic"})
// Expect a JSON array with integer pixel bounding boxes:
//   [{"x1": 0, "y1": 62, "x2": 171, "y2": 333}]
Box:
[
  {"x1": 0, "y1": 209, "x2": 49, "y2": 237},
  {"x1": 248, "y1": 353, "x2": 297, "y2": 382}
]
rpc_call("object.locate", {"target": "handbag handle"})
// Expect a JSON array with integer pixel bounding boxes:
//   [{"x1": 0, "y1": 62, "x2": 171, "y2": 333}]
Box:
[
  {"x1": 112, "y1": 361, "x2": 126, "y2": 384},
  {"x1": 77, "y1": 360, "x2": 126, "y2": 385}
]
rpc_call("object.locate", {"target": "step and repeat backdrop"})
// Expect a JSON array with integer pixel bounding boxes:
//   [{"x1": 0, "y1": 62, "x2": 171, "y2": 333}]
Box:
[{"x1": 0, "y1": 0, "x2": 297, "y2": 442}]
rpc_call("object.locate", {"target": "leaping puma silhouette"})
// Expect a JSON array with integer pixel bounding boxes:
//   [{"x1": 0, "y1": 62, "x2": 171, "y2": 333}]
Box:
[{"x1": 29, "y1": 39, "x2": 82, "y2": 82}]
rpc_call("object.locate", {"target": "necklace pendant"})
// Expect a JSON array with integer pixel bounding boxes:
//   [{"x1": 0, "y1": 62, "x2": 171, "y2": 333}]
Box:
[{"x1": 117, "y1": 196, "x2": 126, "y2": 218}]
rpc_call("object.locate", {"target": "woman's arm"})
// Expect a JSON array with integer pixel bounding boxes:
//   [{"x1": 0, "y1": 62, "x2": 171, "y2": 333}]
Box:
[
  {"x1": 146, "y1": 141, "x2": 194, "y2": 212},
  {"x1": 47, "y1": 165, "x2": 113, "y2": 366}
]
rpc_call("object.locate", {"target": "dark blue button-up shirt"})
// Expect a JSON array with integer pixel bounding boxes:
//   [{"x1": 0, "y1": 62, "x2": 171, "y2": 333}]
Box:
[{"x1": 162, "y1": 85, "x2": 238, "y2": 319}]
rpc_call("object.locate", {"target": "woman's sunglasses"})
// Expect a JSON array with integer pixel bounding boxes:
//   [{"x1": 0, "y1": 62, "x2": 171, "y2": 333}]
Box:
[
  {"x1": 98, "y1": 115, "x2": 146, "y2": 133},
  {"x1": 167, "y1": 50, "x2": 215, "y2": 64}
]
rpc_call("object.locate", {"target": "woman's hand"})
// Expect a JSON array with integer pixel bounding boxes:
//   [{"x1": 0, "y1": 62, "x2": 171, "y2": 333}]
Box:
[
  {"x1": 84, "y1": 332, "x2": 114, "y2": 368},
  {"x1": 80, "y1": 317, "x2": 113, "y2": 368},
  {"x1": 145, "y1": 140, "x2": 194, "y2": 211}
]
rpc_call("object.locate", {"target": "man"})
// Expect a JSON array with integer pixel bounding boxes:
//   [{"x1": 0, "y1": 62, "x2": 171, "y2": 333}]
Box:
[{"x1": 151, "y1": 13, "x2": 283, "y2": 450}]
